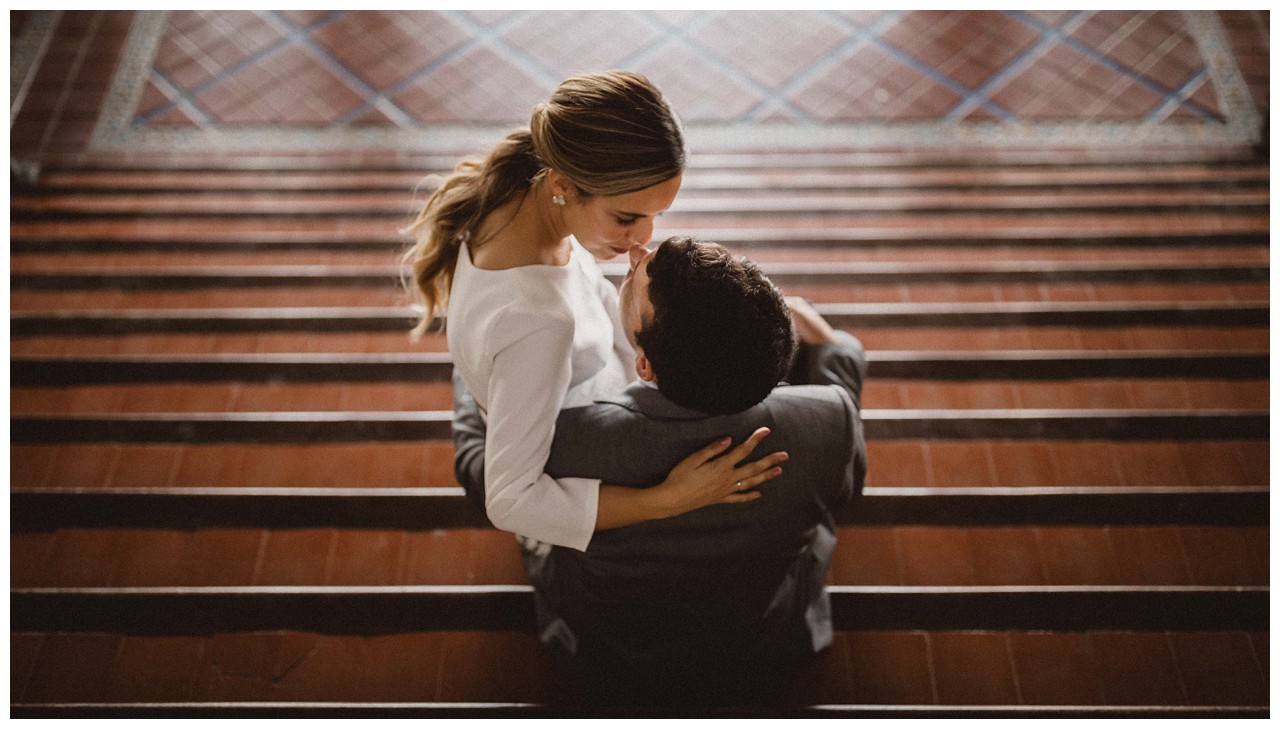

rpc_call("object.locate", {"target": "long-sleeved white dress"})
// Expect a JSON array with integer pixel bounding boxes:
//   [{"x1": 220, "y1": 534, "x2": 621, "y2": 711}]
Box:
[{"x1": 446, "y1": 238, "x2": 635, "y2": 551}]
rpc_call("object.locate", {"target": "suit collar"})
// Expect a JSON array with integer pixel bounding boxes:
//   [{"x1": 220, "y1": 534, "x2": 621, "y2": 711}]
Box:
[{"x1": 599, "y1": 381, "x2": 712, "y2": 421}]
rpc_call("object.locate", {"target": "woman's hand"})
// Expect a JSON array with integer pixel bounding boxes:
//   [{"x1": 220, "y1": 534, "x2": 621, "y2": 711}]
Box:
[{"x1": 650, "y1": 427, "x2": 787, "y2": 518}]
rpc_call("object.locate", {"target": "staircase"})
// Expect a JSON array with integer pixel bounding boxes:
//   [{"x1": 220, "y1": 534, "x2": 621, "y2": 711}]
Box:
[{"x1": 9, "y1": 152, "x2": 1269, "y2": 717}]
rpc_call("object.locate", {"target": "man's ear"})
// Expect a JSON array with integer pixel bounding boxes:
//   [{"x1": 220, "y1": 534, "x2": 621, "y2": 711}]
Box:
[{"x1": 635, "y1": 351, "x2": 656, "y2": 382}]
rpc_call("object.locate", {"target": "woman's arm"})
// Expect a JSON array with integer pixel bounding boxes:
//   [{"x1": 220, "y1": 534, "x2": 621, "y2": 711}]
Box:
[
  {"x1": 480, "y1": 315, "x2": 601, "y2": 550},
  {"x1": 463, "y1": 318, "x2": 788, "y2": 548},
  {"x1": 594, "y1": 427, "x2": 787, "y2": 530}
]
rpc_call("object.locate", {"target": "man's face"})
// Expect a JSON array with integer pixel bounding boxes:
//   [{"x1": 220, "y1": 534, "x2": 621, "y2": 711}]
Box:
[{"x1": 619, "y1": 242, "x2": 658, "y2": 349}]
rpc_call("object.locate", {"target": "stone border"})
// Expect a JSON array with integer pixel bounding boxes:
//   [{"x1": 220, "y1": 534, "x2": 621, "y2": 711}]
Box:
[
  {"x1": 10, "y1": 10, "x2": 63, "y2": 125},
  {"x1": 89, "y1": 10, "x2": 1263, "y2": 154}
]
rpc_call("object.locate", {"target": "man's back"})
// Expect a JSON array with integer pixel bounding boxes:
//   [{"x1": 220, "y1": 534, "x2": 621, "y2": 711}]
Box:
[{"x1": 531, "y1": 376, "x2": 866, "y2": 701}]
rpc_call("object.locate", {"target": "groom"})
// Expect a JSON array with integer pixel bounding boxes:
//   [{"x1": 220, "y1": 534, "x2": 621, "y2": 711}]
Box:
[{"x1": 453, "y1": 236, "x2": 867, "y2": 705}]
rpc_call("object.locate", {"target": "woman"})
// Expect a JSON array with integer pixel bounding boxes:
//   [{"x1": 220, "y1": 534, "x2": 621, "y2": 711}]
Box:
[{"x1": 405, "y1": 71, "x2": 786, "y2": 551}]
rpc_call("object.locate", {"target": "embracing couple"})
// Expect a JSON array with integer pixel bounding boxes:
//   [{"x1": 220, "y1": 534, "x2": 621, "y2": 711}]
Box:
[{"x1": 405, "y1": 71, "x2": 867, "y2": 707}]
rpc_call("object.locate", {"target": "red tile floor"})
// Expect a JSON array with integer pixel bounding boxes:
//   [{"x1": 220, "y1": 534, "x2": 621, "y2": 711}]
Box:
[{"x1": 10, "y1": 10, "x2": 1269, "y2": 162}]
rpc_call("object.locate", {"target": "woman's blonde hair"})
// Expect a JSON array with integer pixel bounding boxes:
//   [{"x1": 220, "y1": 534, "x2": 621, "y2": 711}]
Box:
[{"x1": 403, "y1": 70, "x2": 685, "y2": 337}]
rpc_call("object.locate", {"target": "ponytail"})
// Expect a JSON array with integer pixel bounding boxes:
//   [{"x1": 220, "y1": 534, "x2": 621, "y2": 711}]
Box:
[
  {"x1": 404, "y1": 71, "x2": 685, "y2": 339},
  {"x1": 403, "y1": 129, "x2": 544, "y2": 338}
]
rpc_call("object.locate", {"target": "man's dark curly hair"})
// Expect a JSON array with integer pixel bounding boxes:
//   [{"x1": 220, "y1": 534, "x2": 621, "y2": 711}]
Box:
[{"x1": 635, "y1": 236, "x2": 796, "y2": 414}]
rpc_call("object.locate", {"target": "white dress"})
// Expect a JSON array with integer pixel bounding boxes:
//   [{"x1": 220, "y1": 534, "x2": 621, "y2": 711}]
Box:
[{"x1": 447, "y1": 238, "x2": 635, "y2": 551}]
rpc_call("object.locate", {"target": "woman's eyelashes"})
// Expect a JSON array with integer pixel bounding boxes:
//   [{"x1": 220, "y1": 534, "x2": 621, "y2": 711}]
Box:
[{"x1": 615, "y1": 211, "x2": 663, "y2": 226}]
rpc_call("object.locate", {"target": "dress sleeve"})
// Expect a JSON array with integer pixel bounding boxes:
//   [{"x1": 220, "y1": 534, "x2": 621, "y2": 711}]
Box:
[{"x1": 481, "y1": 311, "x2": 600, "y2": 552}]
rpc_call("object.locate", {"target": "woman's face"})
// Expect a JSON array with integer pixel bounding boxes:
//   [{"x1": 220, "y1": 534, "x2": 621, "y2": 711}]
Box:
[{"x1": 556, "y1": 174, "x2": 682, "y2": 261}]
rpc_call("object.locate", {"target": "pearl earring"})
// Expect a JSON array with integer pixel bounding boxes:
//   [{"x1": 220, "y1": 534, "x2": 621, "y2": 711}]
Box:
[{"x1": 551, "y1": 194, "x2": 565, "y2": 206}]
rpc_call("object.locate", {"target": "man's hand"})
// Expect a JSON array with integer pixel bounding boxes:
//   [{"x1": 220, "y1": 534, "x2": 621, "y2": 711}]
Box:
[{"x1": 785, "y1": 296, "x2": 839, "y2": 345}]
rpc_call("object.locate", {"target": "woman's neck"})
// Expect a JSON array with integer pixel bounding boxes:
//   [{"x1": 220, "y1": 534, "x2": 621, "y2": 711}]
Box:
[{"x1": 470, "y1": 182, "x2": 571, "y2": 269}]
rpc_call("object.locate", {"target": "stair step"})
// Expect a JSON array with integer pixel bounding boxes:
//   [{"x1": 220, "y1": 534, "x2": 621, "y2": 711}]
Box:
[
  {"x1": 11, "y1": 187, "x2": 1269, "y2": 218},
  {"x1": 10, "y1": 302, "x2": 1269, "y2": 336},
  {"x1": 10, "y1": 261, "x2": 1268, "y2": 290},
  {"x1": 10, "y1": 220, "x2": 1269, "y2": 253},
  {"x1": 9, "y1": 627, "x2": 1269, "y2": 714},
  {"x1": 10, "y1": 486, "x2": 1267, "y2": 530},
  {"x1": 11, "y1": 585, "x2": 1268, "y2": 633},
  {"x1": 11, "y1": 409, "x2": 1268, "y2": 443},
  {"x1": 9, "y1": 702, "x2": 1270, "y2": 719},
  {"x1": 34, "y1": 163, "x2": 1270, "y2": 193},
  {"x1": 11, "y1": 351, "x2": 1267, "y2": 385}
]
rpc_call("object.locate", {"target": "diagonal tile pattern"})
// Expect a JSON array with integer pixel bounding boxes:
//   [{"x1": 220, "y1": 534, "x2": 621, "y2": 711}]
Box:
[
  {"x1": 131, "y1": 9, "x2": 1238, "y2": 129},
  {"x1": 15, "y1": 9, "x2": 1251, "y2": 153},
  {"x1": 310, "y1": 11, "x2": 471, "y2": 94}
]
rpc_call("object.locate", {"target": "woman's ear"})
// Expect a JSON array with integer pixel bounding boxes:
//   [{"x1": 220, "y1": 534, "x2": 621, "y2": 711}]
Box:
[
  {"x1": 635, "y1": 351, "x2": 656, "y2": 382},
  {"x1": 545, "y1": 169, "x2": 570, "y2": 198}
]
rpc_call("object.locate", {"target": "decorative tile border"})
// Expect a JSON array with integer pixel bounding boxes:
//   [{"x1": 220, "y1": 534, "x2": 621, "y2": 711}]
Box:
[
  {"x1": 10, "y1": 10, "x2": 63, "y2": 124},
  {"x1": 89, "y1": 10, "x2": 1262, "y2": 154}
]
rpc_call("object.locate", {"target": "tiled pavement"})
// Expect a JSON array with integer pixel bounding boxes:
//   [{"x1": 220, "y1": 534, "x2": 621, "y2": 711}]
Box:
[{"x1": 10, "y1": 10, "x2": 1269, "y2": 159}]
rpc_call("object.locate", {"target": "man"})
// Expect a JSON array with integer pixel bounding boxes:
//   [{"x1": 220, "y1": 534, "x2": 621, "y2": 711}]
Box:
[{"x1": 453, "y1": 236, "x2": 867, "y2": 705}]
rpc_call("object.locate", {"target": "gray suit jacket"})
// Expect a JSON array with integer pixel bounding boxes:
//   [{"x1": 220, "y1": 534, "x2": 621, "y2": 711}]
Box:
[{"x1": 452, "y1": 334, "x2": 867, "y2": 690}]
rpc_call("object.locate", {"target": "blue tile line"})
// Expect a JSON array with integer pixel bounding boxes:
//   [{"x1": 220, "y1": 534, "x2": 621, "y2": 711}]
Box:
[
  {"x1": 348, "y1": 10, "x2": 562, "y2": 125},
  {"x1": 614, "y1": 11, "x2": 819, "y2": 120},
  {"x1": 444, "y1": 11, "x2": 571, "y2": 89},
  {"x1": 943, "y1": 10, "x2": 1088, "y2": 122},
  {"x1": 745, "y1": 10, "x2": 904, "y2": 122},
  {"x1": 632, "y1": 10, "x2": 814, "y2": 120},
  {"x1": 632, "y1": 8, "x2": 814, "y2": 120},
  {"x1": 145, "y1": 67, "x2": 217, "y2": 127},
  {"x1": 1145, "y1": 68, "x2": 1216, "y2": 123},
  {"x1": 1006, "y1": 10, "x2": 1217, "y2": 121},
  {"x1": 868, "y1": 32, "x2": 1016, "y2": 121},
  {"x1": 135, "y1": 10, "x2": 349, "y2": 127},
  {"x1": 257, "y1": 11, "x2": 418, "y2": 128},
  {"x1": 613, "y1": 10, "x2": 715, "y2": 71},
  {"x1": 821, "y1": 10, "x2": 1015, "y2": 122},
  {"x1": 357, "y1": 12, "x2": 531, "y2": 102}
]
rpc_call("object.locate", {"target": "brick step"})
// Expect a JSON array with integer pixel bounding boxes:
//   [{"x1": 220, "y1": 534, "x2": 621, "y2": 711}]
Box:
[
  {"x1": 9, "y1": 351, "x2": 1269, "y2": 386},
  {"x1": 10, "y1": 703, "x2": 1271, "y2": 719},
  {"x1": 860, "y1": 326, "x2": 1268, "y2": 352},
  {"x1": 11, "y1": 244, "x2": 1272, "y2": 267},
  {"x1": 11, "y1": 629, "x2": 1268, "y2": 709},
  {"x1": 9, "y1": 379, "x2": 1269, "y2": 414},
  {"x1": 11, "y1": 187, "x2": 1269, "y2": 218},
  {"x1": 10, "y1": 486, "x2": 1268, "y2": 532},
  {"x1": 11, "y1": 440, "x2": 1269, "y2": 489},
  {"x1": 34, "y1": 163, "x2": 1270, "y2": 192},
  {"x1": 785, "y1": 283, "x2": 1269, "y2": 304},
  {"x1": 10, "y1": 585, "x2": 1268, "y2": 634},
  {"x1": 9, "y1": 260, "x2": 1269, "y2": 288},
  {"x1": 12, "y1": 525, "x2": 1268, "y2": 589},
  {"x1": 11, "y1": 283, "x2": 1271, "y2": 311},
  {"x1": 10, "y1": 326, "x2": 1269, "y2": 357},
  {"x1": 10, "y1": 216, "x2": 1269, "y2": 252},
  {"x1": 11, "y1": 409, "x2": 1268, "y2": 444},
  {"x1": 41, "y1": 146, "x2": 1265, "y2": 168},
  {"x1": 10, "y1": 302, "x2": 1268, "y2": 336}
]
